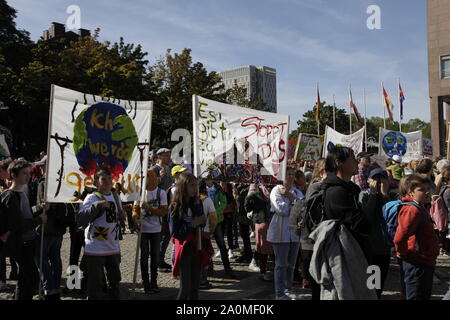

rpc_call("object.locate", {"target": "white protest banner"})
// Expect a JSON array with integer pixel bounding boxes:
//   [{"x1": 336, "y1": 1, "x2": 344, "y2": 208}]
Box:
[
  {"x1": 378, "y1": 128, "x2": 422, "y2": 163},
  {"x1": 322, "y1": 126, "x2": 365, "y2": 157},
  {"x1": 193, "y1": 96, "x2": 289, "y2": 183},
  {"x1": 0, "y1": 134, "x2": 10, "y2": 159},
  {"x1": 45, "y1": 85, "x2": 153, "y2": 203},
  {"x1": 294, "y1": 133, "x2": 322, "y2": 161}
]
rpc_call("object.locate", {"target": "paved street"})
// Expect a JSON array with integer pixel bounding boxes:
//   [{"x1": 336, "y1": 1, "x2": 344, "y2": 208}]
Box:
[{"x1": 1, "y1": 231, "x2": 449, "y2": 300}]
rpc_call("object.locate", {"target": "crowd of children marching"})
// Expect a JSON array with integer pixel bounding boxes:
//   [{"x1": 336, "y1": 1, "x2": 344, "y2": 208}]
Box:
[{"x1": 1, "y1": 147, "x2": 450, "y2": 300}]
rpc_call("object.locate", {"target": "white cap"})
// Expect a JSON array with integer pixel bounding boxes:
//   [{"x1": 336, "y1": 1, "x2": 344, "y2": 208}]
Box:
[{"x1": 392, "y1": 155, "x2": 402, "y2": 163}]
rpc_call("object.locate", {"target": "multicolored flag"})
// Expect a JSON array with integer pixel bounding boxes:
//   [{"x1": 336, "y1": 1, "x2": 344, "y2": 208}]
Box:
[
  {"x1": 349, "y1": 87, "x2": 363, "y2": 124},
  {"x1": 399, "y1": 82, "x2": 405, "y2": 121},
  {"x1": 383, "y1": 85, "x2": 394, "y2": 121}
]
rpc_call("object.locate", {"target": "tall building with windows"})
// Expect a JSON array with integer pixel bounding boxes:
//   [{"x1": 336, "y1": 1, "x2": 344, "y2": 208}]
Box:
[
  {"x1": 218, "y1": 65, "x2": 277, "y2": 113},
  {"x1": 428, "y1": 0, "x2": 450, "y2": 156}
]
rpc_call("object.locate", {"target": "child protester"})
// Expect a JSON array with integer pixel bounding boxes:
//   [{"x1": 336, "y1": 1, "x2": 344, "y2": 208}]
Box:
[
  {"x1": 78, "y1": 165, "x2": 126, "y2": 300},
  {"x1": 393, "y1": 174, "x2": 440, "y2": 300}
]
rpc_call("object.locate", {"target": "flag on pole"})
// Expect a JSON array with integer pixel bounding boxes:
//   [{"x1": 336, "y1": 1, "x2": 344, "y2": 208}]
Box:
[
  {"x1": 399, "y1": 82, "x2": 405, "y2": 121},
  {"x1": 382, "y1": 85, "x2": 394, "y2": 121},
  {"x1": 349, "y1": 87, "x2": 363, "y2": 124},
  {"x1": 315, "y1": 85, "x2": 322, "y2": 122}
]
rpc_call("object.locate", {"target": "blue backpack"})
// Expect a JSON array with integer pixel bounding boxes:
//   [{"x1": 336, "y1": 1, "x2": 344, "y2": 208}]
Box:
[{"x1": 382, "y1": 200, "x2": 420, "y2": 247}]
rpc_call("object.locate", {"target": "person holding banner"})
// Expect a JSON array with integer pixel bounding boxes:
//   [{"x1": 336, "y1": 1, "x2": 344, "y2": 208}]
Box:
[
  {"x1": 169, "y1": 172, "x2": 206, "y2": 300},
  {"x1": 78, "y1": 166, "x2": 126, "y2": 300},
  {"x1": 132, "y1": 169, "x2": 168, "y2": 294},
  {"x1": 267, "y1": 167, "x2": 303, "y2": 300},
  {"x1": 0, "y1": 160, "x2": 48, "y2": 300}
]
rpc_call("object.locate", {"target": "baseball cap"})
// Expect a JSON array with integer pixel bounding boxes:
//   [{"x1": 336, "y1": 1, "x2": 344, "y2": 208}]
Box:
[
  {"x1": 356, "y1": 151, "x2": 373, "y2": 159},
  {"x1": 171, "y1": 165, "x2": 187, "y2": 177},
  {"x1": 392, "y1": 155, "x2": 402, "y2": 163},
  {"x1": 156, "y1": 148, "x2": 171, "y2": 155},
  {"x1": 369, "y1": 168, "x2": 388, "y2": 179}
]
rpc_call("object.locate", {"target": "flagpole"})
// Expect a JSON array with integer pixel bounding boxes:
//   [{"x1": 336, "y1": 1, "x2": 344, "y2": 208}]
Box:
[
  {"x1": 364, "y1": 88, "x2": 368, "y2": 152},
  {"x1": 333, "y1": 94, "x2": 336, "y2": 130},
  {"x1": 317, "y1": 83, "x2": 320, "y2": 136},
  {"x1": 349, "y1": 85, "x2": 353, "y2": 135},
  {"x1": 382, "y1": 82, "x2": 386, "y2": 129},
  {"x1": 398, "y1": 78, "x2": 402, "y2": 132}
]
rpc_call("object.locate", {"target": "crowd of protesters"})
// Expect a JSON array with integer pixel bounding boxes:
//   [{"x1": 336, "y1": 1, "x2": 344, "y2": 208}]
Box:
[{"x1": 1, "y1": 146, "x2": 450, "y2": 300}]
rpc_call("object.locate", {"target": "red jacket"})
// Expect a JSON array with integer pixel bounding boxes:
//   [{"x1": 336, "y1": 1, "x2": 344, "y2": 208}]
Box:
[{"x1": 393, "y1": 196, "x2": 439, "y2": 266}]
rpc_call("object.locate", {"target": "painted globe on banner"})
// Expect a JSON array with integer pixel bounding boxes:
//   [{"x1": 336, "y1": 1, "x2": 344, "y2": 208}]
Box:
[
  {"x1": 382, "y1": 131, "x2": 407, "y2": 158},
  {"x1": 73, "y1": 102, "x2": 138, "y2": 179}
]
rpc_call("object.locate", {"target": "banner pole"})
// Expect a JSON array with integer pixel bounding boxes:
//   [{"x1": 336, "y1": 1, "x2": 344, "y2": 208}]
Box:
[
  {"x1": 364, "y1": 88, "x2": 368, "y2": 152},
  {"x1": 132, "y1": 102, "x2": 153, "y2": 298}
]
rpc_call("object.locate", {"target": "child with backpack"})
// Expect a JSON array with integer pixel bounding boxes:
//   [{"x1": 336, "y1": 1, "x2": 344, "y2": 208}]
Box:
[
  {"x1": 78, "y1": 166, "x2": 126, "y2": 300},
  {"x1": 132, "y1": 169, "x2": 168, "y2": 294},
  {"x1": 393, "y1": 174, "x2": 440, "y2": 300}
]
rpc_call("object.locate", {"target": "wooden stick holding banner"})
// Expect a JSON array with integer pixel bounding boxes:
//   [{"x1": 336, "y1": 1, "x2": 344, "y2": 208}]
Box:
[
  {"x1": 192, "y1": 95, "x2": 202, "y2": 251},
  {"x1": 40, "y1": 84, "x2": 56, "y2": 299},
  {"x1": 132, "y1": 105, "x2": 153, "y2": 298}
]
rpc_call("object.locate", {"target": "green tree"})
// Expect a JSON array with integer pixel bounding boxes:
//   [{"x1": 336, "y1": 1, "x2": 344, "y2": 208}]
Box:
[
  {"x1": 150, "y1": 48, "x2": 228, "y2": 148},
  {"x1": 290, "y1": 103, "x2": 354, "y2": 139},
  {"x1": 225, "y1": 83, "x2": 268, "y2": 111},
  {"x1": 10, "y1": 32, "x2": 157, "y2": 157}
]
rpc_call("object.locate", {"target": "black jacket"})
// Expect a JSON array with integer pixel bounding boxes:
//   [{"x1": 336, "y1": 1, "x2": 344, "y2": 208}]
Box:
[
  {"x1": 322, "y1": 174, "x2": 371, "y2": 258},
  {"x1": 0, "y1": 190, "x2": 43, "y2": 258},
  {"x1": 244, "y1": 189, "x2": 271, "y2": 224}
]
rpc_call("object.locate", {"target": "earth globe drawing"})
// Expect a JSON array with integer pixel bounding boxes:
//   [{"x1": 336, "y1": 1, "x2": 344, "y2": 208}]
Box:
[
  {"x1": 73, "y1": 102, "x2": 138, "y2": 178},
  {"x1": 382, "y1": 131, "x2": 407, "y2": 157}
]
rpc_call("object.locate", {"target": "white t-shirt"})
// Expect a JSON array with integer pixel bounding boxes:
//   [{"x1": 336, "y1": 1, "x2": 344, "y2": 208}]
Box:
[
  {"x1": 81, "y1": 193, "x2": 121, "y2": 256},
  {"x1": 202, "y1": 197, "x2": 216, "y2": 233},
  {"x1": 134, "y1": 188, "x2": 167, "y2": 234}
]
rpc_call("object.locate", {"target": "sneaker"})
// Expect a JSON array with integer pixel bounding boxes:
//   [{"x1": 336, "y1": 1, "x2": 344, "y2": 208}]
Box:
[
  {"x1": 285, "y1": 290, "x2": 302, "y2": 300},
  {"x1": 276, "y1": 294, "x2": 292, "y2": 300},
  {"x1": 158, "y1": 261, "x2": 172, "y2": 272},
  {"x1": 143, "y1": 281, "x2": 151, "y2": 294},
  {"x1": 214, "y1": 250, "x2": 221, "y2": 258},
  {"x1": 199, "y1": 281, "x2": 212, "y2": 289},
  {"x1": 258, "y1": 273, "x2": 272, "y2": 282},
  {"x1": 235, "y1": 255, "x2": 251, "y2": 263},
  {"x1": 248, "y1": 261, "x2": 260, "y2": 272},
  {"x1": 149, "y1": 282, "x2": 159, "y2": 293},
  {"x1": 0, "y1": 281, "x2": 6, "y2": 291},
  {"x1": 228, "y1": 249, "x2": 235, "y2": 259}
]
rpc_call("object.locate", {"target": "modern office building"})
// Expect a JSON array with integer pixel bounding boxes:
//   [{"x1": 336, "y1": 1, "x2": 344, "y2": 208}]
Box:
[
  {"x1": 218, "y1": 65, "x2": 277, "y2": 113},
  {"x1": 428, "y1": 0, "x2": 450, "y2": 156}
]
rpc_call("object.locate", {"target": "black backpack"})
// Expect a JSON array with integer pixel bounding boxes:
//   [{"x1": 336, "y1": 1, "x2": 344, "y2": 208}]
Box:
[
  {"x1": 289, "y1": 187, "x2": 326, "y2": 242},
  {"x1": 53, "y1": 203, "x2": 77, "y2": 228}
]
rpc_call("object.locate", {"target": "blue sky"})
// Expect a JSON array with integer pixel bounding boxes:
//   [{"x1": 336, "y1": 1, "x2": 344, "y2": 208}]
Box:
[{"x1": 9, "y1": 0, "x2": 430, "y2": 131}]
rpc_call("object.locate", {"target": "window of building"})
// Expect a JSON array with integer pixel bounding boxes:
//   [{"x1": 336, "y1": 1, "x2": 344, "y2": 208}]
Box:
[{"x1": 441, "y1": 55, "x2": 450, "y2": 79}]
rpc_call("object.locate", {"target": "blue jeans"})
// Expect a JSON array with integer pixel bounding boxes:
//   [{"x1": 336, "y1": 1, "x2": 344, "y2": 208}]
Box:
[
  {"x1": 40, "y1": 235, "x2": 63, "y2": 296},
  {"x1": 402, "y1": 260, "x2": 434, "y2": 300},
  {"x1": 272, "y1": 242, "x2": 300, "y2": 298},
  {"x1": 213, "y1": 222, "x2": 231, "y2": 270}
]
